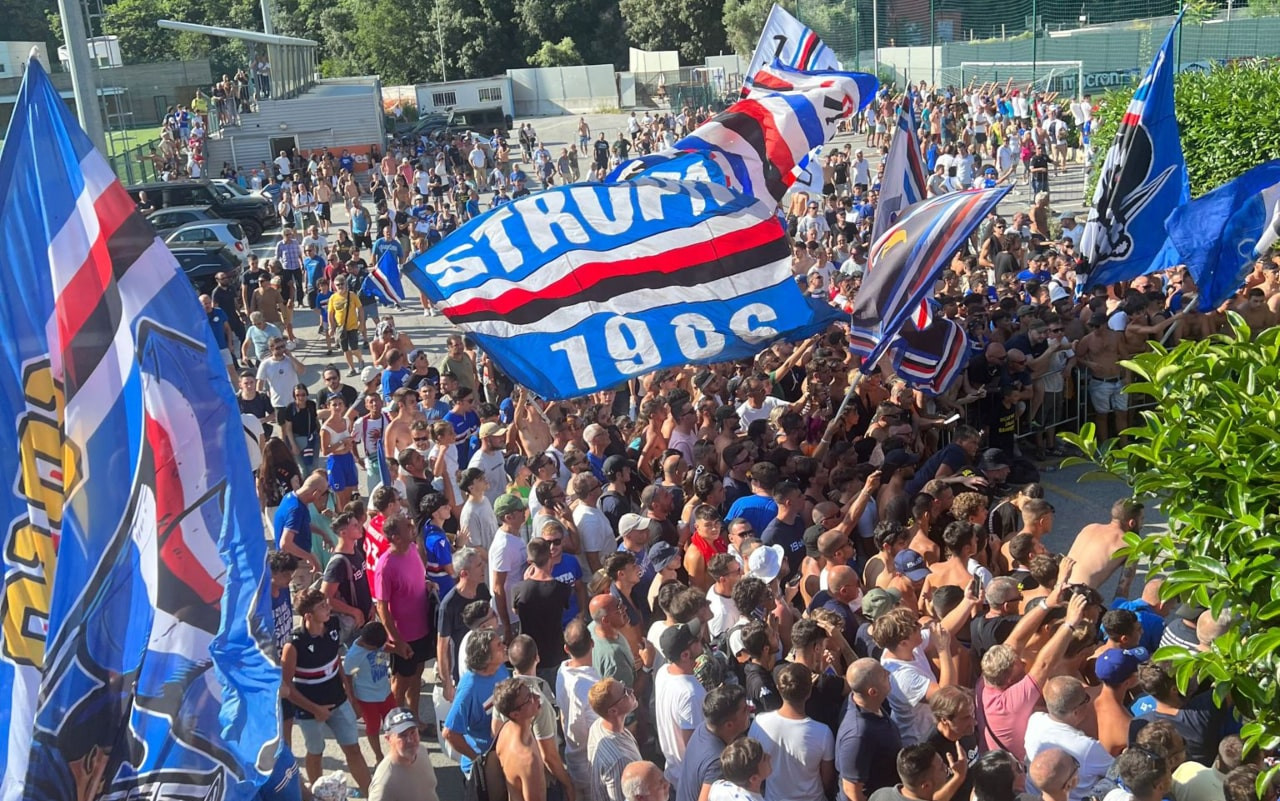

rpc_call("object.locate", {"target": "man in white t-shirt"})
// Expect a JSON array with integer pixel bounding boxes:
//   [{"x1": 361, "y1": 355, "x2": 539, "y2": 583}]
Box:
[
  {"x1": 468, "y1": 421, "x2": 508, "y2": 505},
  {"x1": 736, "y1": 378, "x2": 790, "y2": 432},
  {"x1": 489, "y1": 493, "x2": 530, "y2": 641},
  {"x1": 255, "y1": 337, "x2": 303, "y2": 409},
  {"x1": 655, "y1": 624, "x2": 707, "y2": 793},
  {"x1": 796, "y1": 203, "x2": 830, "y2": 240},
  {"x1": 570, "y1": 472, "x2": 614, "y2": 574},
  {"x1": 274, "y1": 150, "x2": 292, "y2": 179},
  {"x1": 748, "y1": 662, "x2": 836, "y2": 801},
  {"x1": 997, "y1": 139, "x2": 1020, "y2": 185},
  {"x1": 851, "y1": 150, "x2": 871, "y2": 188},
  {"x1": 1024, "y1": 676, "x2": 1115, "y2": 801},
  {"x1": 954, "y1": 143, "x2": 976, "y2": 189},
  {"x1": 556, "y1": 620, "x2": 601, "y2": 799},
  {"x1": 705, "y1": 554, "x2": 743, "y2": 638},
  {"x1": 872, "y1": 608, "x2": 956, "y2": 745}
]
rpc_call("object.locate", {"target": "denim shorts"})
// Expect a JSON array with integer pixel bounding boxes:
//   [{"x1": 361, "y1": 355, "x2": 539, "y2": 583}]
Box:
[{"x1": 297, "y1": 699, "x2": 359, "y2": 754}]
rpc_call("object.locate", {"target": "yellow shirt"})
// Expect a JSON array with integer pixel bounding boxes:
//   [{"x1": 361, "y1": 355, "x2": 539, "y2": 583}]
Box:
[{"x1": 328, "y1": 290, "x2": 361, "y2": 331}]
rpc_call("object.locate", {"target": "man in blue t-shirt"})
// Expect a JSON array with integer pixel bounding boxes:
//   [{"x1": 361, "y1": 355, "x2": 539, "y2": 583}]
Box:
[
  {"x1": 724, "y1": 462, "x2": 781, "y2": 536},
  {"x1": 371, "y1": 226, "x2": 403, "y2": 264},
  {"x1": 442, "y1": 630, "x2": 512, "y2": 778},
  {"x1": 273, "y1": 474, "x2": 327, "y2": 578},
  {"x1": 444, "y1": 388, "x2": 481, "y2": 465},
  {"x1": 338, "y1": 149, "x2": 355, "y2": 173}
]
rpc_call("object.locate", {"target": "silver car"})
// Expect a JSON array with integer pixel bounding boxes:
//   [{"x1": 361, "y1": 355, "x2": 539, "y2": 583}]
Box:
[{"x1": 164, "y1": 219, "x2": 252, "y2": 267}]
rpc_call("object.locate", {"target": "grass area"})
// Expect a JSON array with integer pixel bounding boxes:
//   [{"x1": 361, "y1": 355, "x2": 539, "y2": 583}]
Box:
[{"x1": 103, "y1": 124, "x2": 163, "y2": 157}]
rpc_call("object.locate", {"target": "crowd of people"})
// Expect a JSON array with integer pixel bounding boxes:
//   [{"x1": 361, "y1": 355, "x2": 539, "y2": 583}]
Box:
[{"x1": 196, "y1": 82, "x2": 1280, "y2": 801}]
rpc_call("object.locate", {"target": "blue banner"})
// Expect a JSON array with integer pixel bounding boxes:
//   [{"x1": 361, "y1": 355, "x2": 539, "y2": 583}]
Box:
[
  {"x1": 1080, "y1": 12, "x2": 1191, "y2": 287},
  {"x1": 402, "y1": 178, "x2": 841, "y2": 399},
  {"x1": 0, "y1": 60, "x2": 278, "y2": 800},
  {"x1": 1162, "y1": 159, "x2": 1280, "y2": 312}
]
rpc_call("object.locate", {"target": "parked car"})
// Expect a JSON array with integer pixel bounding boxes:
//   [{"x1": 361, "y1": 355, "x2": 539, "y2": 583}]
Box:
[
  {"x1": 146, "y1": 205, "x2": 224, "y2": 237},
  {"x1": 169, "y1": 245, "x2": 241, "y2": 296},
  {"x1": 126, "y1": 179, "x2": 279, "y2": 242},
  {"x1": 165, "y1": 219, "x2": 251, "y2": 266}
]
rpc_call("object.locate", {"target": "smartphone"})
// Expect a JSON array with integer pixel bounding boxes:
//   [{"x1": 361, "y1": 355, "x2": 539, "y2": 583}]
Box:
[{"x1": 968, "y1": 575, "x2": 981, "y2": 597}]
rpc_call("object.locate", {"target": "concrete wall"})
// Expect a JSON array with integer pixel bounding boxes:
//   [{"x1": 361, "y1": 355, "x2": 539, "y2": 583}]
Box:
[{"x1": 508, "y1": 65, "x2": 618, "y2": 116}]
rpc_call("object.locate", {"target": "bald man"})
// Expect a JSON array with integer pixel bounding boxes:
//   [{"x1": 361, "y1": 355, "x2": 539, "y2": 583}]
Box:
[
  {"x1": 621, "y1": 760, "x2": 670, "y2": 801},
  {"x1": 1025, "y1": 676, "x2": 1114, "y2": 801},
  {"x1": 836, "y1": 659, "x2": 901, "y2": 801},
  {"x1": 817, "y1": 529, "x2": 854, "y2": 592},
  {"x1": 1030, "y1": 748, "x2": 1081, "y2": 801},
  {"x1": 1195, "y1": 609, "x2": 1232, "y2": 651},
  {"x1": 813, "y1": 565, "x2": 862, "y2": 646}
]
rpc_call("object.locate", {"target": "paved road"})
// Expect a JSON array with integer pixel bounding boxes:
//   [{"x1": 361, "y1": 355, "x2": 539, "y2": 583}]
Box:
[{"x1": 251, "y1": 109, "x2": 1128, "y2": 793}]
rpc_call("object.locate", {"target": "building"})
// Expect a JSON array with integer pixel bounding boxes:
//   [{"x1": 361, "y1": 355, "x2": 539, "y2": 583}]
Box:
[{"x1": 414, "y1": 76, "x2": 514, "y2": 131}]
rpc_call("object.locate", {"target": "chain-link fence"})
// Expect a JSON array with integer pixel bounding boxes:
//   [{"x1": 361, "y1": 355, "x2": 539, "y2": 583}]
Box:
[{"x1": 799, "y1": 1, "x2": 1280, "y2": 93}]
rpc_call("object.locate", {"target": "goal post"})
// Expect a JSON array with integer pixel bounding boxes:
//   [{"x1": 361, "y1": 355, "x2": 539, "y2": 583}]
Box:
[{"x1": 947, "y1": 61, "x2": 1085, "y2": 99}]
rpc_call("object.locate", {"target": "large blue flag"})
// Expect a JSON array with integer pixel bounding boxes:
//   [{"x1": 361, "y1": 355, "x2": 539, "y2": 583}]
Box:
[
  {"x1": 0, "y1": 60, "x2": 279, "y2": 800},
  {"x1": 1161, "y1": 159, "x2": 1280, "y2": 312},
  {"x1": 402, "y1": 178, "x2": 841, "y2": 400},
  {"x1": 871, "y1": 94, "x2": 927, "y2": 247},
  {"x1": 1080, "y1": 12, "x2": 1190, "y2": 288}
]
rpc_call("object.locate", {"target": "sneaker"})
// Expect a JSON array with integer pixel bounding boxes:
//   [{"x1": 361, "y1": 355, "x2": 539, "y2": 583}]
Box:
[{"x1": 348, "y1": 369, "x2": 359, "y2": 377}]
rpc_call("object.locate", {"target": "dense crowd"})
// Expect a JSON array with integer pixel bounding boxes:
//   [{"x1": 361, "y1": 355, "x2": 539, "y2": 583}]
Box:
[{"x1": 208, "y1": 83, "x2": 1280, "y2": 801}]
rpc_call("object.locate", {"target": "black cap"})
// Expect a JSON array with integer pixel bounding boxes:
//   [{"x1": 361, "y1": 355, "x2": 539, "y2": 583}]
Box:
[
  {"x1": 882, "y1": 448, "x2": 920, "y2": 469},
  {"x1": 979, "y1": 448, "x2": 1012, "y2": 471},
  {"x1": 659, "y1": 623, "x2": 699, "y2": 662},
  {"x1": 714, "y1": 406, "x2": 740, "y2": 423},
  {"x1": 602, "y1": 454, "x2": 630, "y2": 479}
]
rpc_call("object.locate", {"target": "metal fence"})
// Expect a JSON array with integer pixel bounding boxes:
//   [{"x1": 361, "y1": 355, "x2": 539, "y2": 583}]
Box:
[{"x1": 106, "y1": 137, "x2": 163, "y2": 185}]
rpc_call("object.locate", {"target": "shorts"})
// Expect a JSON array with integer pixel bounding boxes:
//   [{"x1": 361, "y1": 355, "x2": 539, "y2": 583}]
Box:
[
  {"x1": 391, "y1": 635, "x2": 434, "y2": 676},
  {"x1": 317, "y1": 202, "x2": 331, "y2": 222},
  {"x1": 281, "y1": 698, "x2": 296, "y2": 721},
  {"x1": 339, "y1": 329, "x2": 360, "y2": 352},
  {"x1": 297, "y1": 699, "x2": 359, "y2": 754},
  {"x1": 1088, "y1": 377, "x2": 1128, "y2": 414},
  {"x1": 362, "y1": 303, "x2": 379, "y2": 322},
  {"x1": 356, "y1": 693, "x2": 399, "y2": 739},
  {"x1": 975, "y1": 132, "x2": 988, "y2": 144},
  {"x1": 327, "y1": 452, "x2": 358, "y2": 491},
  {"x1": 220, "y1": 347, "x2": 233, "y2": 366}
]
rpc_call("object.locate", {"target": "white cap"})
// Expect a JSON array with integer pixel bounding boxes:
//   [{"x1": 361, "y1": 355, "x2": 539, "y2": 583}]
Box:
[
  {"x1": 747, "y1": 544, "x2": 785, "y2": 583},
  {"x1": 1049, "y1": 283, "x2": 1071, "y2": 303}
]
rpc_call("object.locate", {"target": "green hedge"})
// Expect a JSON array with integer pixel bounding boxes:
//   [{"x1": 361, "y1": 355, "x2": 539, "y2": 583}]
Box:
[{"x1": 1086, "y1": 60, "x2": 1280, "y2": 199}]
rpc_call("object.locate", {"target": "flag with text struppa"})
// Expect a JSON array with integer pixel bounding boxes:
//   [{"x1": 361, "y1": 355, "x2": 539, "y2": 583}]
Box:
[
  {"x1": 849, "y1": 187, "x2": 1010, "y2": 388},
  {"x1": 744, "y1": 3, "x2": 840, "y2": 91},
  {"x1": 1080, "y1": 11, "x2": 1190, "y2": 288},
  {"x1": 401, "y1": 179, "x2": 842, "y2": 400},
  {"x1": 610, "y1": 63, "x2": 877, "y2": 206},
  {"x1": 1161, "y1": 159, "x2": 1280, "y2": 312},
  {"x1": 0, "y1": 59, "x2": 279, "y2": 801}
]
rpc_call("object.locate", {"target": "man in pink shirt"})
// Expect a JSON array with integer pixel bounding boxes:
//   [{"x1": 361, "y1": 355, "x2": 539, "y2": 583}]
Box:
[
  {"x1": 975, "y1": 588, "x2": 1090, "y2": 761},
  {"x1": 374, "y1": 514, "x2": 436, "y2": 717}
]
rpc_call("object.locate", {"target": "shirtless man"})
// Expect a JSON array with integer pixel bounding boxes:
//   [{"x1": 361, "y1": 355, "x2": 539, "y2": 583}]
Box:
[
  {"x1": 381, "y1": 388, "x2": 419, "y2": 460},
  {"x1": 920, "y1": 521, "x2": 983, "y2": 612},
  {"x1": 999, "y1": 498, "x2": 1054, "y2": 568},
  {"x1": 494, "y1": 678, "x2": 547, "y2": 801},
  {"x1": 1073, "y1": 313, "x2": 1129, "y2": 442},
  {"x1": 1066, "y1": 498, "x2": 1143, "y2": 599},
  {"x1": 906, "y1": 493, "x2": 942, "y2": 564},
  {"x1": 511, "y1": 388, "x2": 552, "y2": 458},
  {"x1": 1122, "y1": 297, "x2": 1179, "y2": 355},
  {"x1": 1237, "y1": 287, "x2": 1277, "y2": 337}
]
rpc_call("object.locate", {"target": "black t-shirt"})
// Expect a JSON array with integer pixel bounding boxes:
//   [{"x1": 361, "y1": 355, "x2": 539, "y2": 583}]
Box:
[
  {"x1": 969, "y1": 613, "x2": 1019, "y2": 663},
  {"x1": 437, "y1": 584, "x2": 492, "y2": 682},
  {"x1": 593, "y1": 140, "x2": 610, "y2": 164},
  {"x1": 837, "y1": 700, "x2": 902, "y2": 801},
  {"x1": 402, "y1": 474, "x2": 428, "y2": 518},
  {"x1": 1005, "y1": 333, "x2": 1048, "y2": 360},
  {"x1": 993, "y1": 251, "x2": 1019, "y2": 281},
  {"x1": 239, "y1": 393, "x2": 273, "y2": 437},
  {"x1": 405, "y1": 369, "x2": 441, "y2": 391},
  {"x1": 1131, "y1": 690, "x2": 1232, "y2": 766},
  {"x1": 513, "y1": 578, "x2": 572, "y2": 669},
  {"x1": 323, "y1": 548, "x2": 373, "y2": 618},
  {"x1": 598, "y1": 490, "x2": 632, "y2": 534},
  {"x1": 762, "y1": 516, "x2": 807, "y2": 576},
  {"x1": 242, "y1": 267, "x2": 269, "y2": 296},
  {"x1": 281, "y1": 400, "x2": 319, "y2": 438},
  {"x1": 316, "y1": 383, "x2": 359, "y2": 411},
  {"x1": 806, "y1": 671, "x2": 848, "y2": 736},
  {"x1": 743, "y1": 661, "x2": 781, "y2": 714},
  {"x1": 926, "y1": 729, "x2": 980, "y2": 801}
]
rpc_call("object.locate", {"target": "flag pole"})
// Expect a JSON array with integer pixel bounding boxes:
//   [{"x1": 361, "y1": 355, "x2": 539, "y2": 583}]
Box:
[{"x1": 55, "y1": 0, "x2": 107, "y2": 154}]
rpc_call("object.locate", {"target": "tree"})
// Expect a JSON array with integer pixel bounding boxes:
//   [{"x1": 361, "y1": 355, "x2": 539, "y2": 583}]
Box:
[
  {"x1": 621, "y1": 0, "x2": 726, "y2": 63},
  {"x1": 529, "y1": 36, "x2": 581, "y2": 67},
  {"x1": 1061, "y1": 314, "x2": 1280, "y2": 771},
  {"x1": 0, "y1": 0, "x2": 61, "y2": 55},
  {"x1": 723, "y1": 0, "x2": 791, "y2": 57},
  {"x1": 515, "y1": 0, "x2": 626, "y2": 66},
  {"x1": 1086, "y1": 61, "x2": 1280, "y2": 199}
]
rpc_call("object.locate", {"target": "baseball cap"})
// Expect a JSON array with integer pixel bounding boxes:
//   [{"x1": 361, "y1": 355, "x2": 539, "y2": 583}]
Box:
[
  {"x1": 894, "y1": 549, "x2": 930, "y2": 582},
  {"x1": 478, "y1": 421, "x2": 507, "y2": 438},
  {"x1": 408, "y1": 348, "x2": 426, "y2": 362},
  {"x1": 382, "y1": 707, "x2": 417, "y2": 736},
  {"x1": 1049, "y1": 283, "x2": 1071, "y2": 303},
  {"x1": 504, "y1": 453, "x2": 527, "y2": 480},
  {"x1": 1095, "y1": 648, "x2": 1144, "y2": 686},
  {"x1": 747, "y1": 544, "x2": 785, "y2": 583},
  {"x1": 360, "y1": 366, "x2": 381, "y2": 384},
  {"x1": 659, "y1": 623, "x2": 699, "y2": 662},
  {"x1": 493, "y1": 493, "x2": 527, "y2": 518},
  {"x1": 647, "y1": 540, "x2": 679, "y2": 573},
  {"x1": 862, "y1": 587, "x2": 902, "y2": 621},
  {"x1": 618, "y1": 513, "x2": 652, "y2": 539},
  {"x1": 603, "y1": 454, "x2": 630, "y2": 478},
  {"x1": 979, "y1": 448, "x2": 1012, "y2": 471}
]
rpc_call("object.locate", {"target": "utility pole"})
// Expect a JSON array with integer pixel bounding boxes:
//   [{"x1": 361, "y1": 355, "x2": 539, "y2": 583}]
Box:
[
  {"x1": 57, "y1": 0, "x2": 106, "y2": 153},
  {"x1": 872, "y1": 0, "x2": 879, "y2": 77},
  {"x1": 1031, "y1": 0, "x2": 1038, "y2": 87}
]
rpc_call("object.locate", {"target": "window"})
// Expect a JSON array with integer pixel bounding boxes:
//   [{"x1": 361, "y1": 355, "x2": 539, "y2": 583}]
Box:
[
  {"x1": 478, "y1": 86, "x2": 502, "y2": 102},
  {"x1": 431, "y1": 91, "x2": 457, "y2": 107}
]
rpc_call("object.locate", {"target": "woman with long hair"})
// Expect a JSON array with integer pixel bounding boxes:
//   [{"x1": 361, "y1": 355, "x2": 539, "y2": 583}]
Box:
[
  {"x1": 320, "y1": 395, "x2": 359, "y2": 509},
  {"x1": 257, "y1": 436, "x2": 301, "y2": 524},
  {"x1": 281, "y1": 383, "x2": 320, "y2": 473},
  {"x1": 970, "y1": 750, "x2": 1029, "y2": 801},
  {"x1": 681, "y1": 471, "x2": 724, "y2": 527}
]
